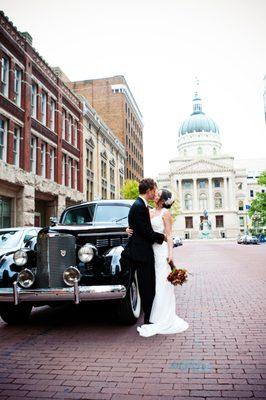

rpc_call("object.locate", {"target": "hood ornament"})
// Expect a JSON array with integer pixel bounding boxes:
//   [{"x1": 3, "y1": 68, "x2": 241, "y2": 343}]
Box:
[{"x1": 60, "y1": 250, "x2": 66, "y2": 257}]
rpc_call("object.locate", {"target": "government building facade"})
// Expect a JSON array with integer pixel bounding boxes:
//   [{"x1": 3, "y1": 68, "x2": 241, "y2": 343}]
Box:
[{"x1": 158, "y1": 88, "x2": 266, "y2": 239}]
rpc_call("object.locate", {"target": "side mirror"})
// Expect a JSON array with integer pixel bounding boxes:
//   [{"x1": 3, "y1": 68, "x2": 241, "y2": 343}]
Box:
[{"x1": 50, "y1": 217, "x2": 58, "y2": 226}]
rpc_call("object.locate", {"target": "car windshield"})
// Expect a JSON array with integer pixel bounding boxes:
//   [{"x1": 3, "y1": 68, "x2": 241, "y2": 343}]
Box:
[
  {"x1": 94, "y1": 204, "x2": 129, "y2": 224},
  {"x1": 0, "y1": 230, "x2": 23, "y2": 249},
  {"x1": 62, "y1": 203, "x2": 130, "y2": 225}
]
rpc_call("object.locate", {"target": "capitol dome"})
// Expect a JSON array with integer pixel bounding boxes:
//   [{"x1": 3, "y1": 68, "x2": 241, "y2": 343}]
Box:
[
  {"x1": 179, "y1": 94, "x2": 219, "y2": 136},
  {"x1": 177, "y1": 85, "x2": 222, "y2": 157}
]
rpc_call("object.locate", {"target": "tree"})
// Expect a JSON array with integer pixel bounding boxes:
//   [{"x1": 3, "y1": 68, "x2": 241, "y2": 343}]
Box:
[
  {"x1": 248, "y1": 170, "x2": 266, "y2": 229},
  {"x1": 120, "y1": 179, "x2": 139, "y2": 200}
]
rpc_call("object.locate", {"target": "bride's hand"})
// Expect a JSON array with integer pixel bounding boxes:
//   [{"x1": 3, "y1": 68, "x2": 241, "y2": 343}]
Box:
[
  {"x1": 126, "y1": 227, "x2": 133, "y2": 236},
  {"x1": 167, "y1": 256, "x2": 173, "y2": 265}
]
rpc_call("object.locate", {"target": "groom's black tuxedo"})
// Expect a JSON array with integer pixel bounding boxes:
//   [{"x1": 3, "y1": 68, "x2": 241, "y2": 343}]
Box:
[{"x1": 122, "y1": 197, "x2": 165, "y2": 323}]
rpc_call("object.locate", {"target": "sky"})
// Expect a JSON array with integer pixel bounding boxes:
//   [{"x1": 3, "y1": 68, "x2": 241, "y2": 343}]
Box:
[{"x1": 1, "y1": 0, "x2": 266, "y2": 177}]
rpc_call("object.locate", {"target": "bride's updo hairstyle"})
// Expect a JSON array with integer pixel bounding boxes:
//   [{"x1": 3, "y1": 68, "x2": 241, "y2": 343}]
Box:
[{"x1": 159, "y1": 189, "x2": 175, "y2": 209}]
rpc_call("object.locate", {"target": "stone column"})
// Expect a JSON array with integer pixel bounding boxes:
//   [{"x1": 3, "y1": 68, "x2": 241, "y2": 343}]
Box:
[
  {"x1": 208, "y1": 178, "x2": 213, "y2": 211},
  {"x1": 193, "y1": 179, "x2": 198, "y2": 211},
  {"x1": 178, "y1": 179, "x2": 182, "y2": 212},
  {"x1": 223, "y1": 177, "x2": 228, "y2": 210},
  {"x1": 22, "y1": 184, "x2": 35, "y2": 226},
  {"x1": 228, "y1": 176, "x2": 235, "y2": 211}
]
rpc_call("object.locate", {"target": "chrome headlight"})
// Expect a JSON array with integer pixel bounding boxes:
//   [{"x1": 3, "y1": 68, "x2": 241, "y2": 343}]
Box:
[
  {"x1": 63, "y1": 266, "x2": 81, "y2": 286},
  {"x1": 78, "y1": 244, "x2": 96, "y2": 263},
  {"x1": 17, "y1": 268, "x2": 35, "y2": 288},
  {"x1": 14, "y1": 250, "x2": 28, "y2": 266}
]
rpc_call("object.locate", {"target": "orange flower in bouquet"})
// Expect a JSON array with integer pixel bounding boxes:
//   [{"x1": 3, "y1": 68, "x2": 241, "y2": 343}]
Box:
[{"x1": 167, "y1": 260, "x2": 191, "y2": 286}]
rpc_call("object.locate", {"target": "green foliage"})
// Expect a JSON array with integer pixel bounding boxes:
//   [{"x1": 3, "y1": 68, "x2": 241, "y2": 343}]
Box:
[
  {"x1": 120, "y1": 179, "x2": 139, "y2": 200},
  {"x1": 169, "y1": 187, "x2": 180, "y2": 220},
  {"x1": 248, "y1": 170, "x2": 266, "y2": 227},
  {"x1": 258, "y1": 170, "x2": 266, "y2": 186}
]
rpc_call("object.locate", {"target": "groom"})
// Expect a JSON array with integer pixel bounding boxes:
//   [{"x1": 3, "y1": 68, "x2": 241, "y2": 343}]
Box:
[{"x1": 123, "y1": 178, "x2": 165, "y2": 324}]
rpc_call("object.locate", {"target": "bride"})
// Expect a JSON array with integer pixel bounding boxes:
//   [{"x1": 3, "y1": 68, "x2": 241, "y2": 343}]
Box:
[{"x1": 129, "y1": 189, "x2": 189, "y2": 338}]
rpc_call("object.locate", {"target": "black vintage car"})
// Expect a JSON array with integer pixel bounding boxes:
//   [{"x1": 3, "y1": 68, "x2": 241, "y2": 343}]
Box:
[{"x1": 0, "y1": 200, "x2": 141, "y2": 325}]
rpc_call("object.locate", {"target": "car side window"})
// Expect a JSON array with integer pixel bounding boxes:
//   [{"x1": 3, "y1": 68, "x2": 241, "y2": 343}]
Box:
[{"x1": 63, "y1": 204, "x2": 95, "y2": 225}]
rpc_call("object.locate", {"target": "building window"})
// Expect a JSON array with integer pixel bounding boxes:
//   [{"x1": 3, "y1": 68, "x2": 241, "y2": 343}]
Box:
[
  {"x1": 68, "y1": 115, "x2": 73, "y2": 143},
  {"x1": 110, "y1": 167, "x2": 115, "y2": 184},
  {"x1": 31, "y1": 84, "x2": 37, "y2": 118},
  {"x1": 250, "y1": 189, "x2": 254, "y2": 198},
  {"x1": 101, "y1": 187, "x2": 107, "y2": 199},
  {"x1": 185, "y1": 216, "x2": 193, "y2": 229},
  {"x1": 86, "y1": 147, "x2": 93, "y2": 170},
  {"x1": 198, "y1": 179, "x2": 207, "y2": 188},
  {"x1": 62, "y1": 110, "x2": 66, "y2": 139},
  {"x1": 184, "y1": 193, "x2": 193, "y2": 210},
  {"x1": 68, "y1": 158, "x2": 72, "y2": 188},
  {"x1": 62, "y1": 154, "x2": 66, "y2": 185},
  {"x1": 0, "y1": 196, "x2": 12, "y2": 228},
  {"x1": 41, "y1": 92, "x2": 47, "y2": 125},
  {"x1": 74, "y1": 121, "x2": 78, "y2": 147},
  {"x1": 73, "y1": 161, "x2": 77, "y2": 189},
  {"x1": 214, "y1": 179, "x2": 221, "y2": 188},
  {"x1": 199, "y1": 193, "x2": 208, "y2": 210},
  {"x1": 183, "y1": 180, "x2": 192, "y2": 189},
  {"x1": 101, "y1": 160, "x2": 107, "y2": 179},
  {"x1": 41, "y1": 143, "x2": 46, "y2": 177},
  {"x1": 13, "y1": 126, "x2": 21, "y2": 167},
  {"x1": 14, "y1": 68, "x2": 22, "y2": 106},
  {"x1": 50, "y1": 99, "x2": 56, "y2": 131},
  {"x1": 87, "y1": 180, "x2": 93, "y2": 201},
  {"x1": 197, "y1": 146, "x2": 203, "y2": 155},
  {"x1": 213, "y1": 147, "x2": 217, "y2": 155},
  {"x1": 0, "y1": 119, "x2": 7, "y2": 162},
  {"x1": 30, "y1": 137, "x2": 37, "y2": 173},
  {"x1": 239, "y1": 216, "x2": 244, "y2": 227},
  {"x1": 216, "y1": 215, "x2": 224, "y2": 228},
  {"x1": 120, "y1": 174, "x2": 124, "y2": 189},
  {"x1": 214, "y1": 193, "x2": 223, "y2": 209},
  {"x1": 1, "y1": 56, "x2": 9, "y2": 97},
  {"x1": 238, "y1": 200, "x2": 244, "y2": 211},
  {"x1": 50, "y1": 147, "x2": 55, "y2": 181}
]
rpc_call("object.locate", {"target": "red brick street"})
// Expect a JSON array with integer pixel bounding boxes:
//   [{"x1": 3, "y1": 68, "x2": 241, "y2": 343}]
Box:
[{"x1": 0, "y1": 241, "x2": 265, "y2": 400}]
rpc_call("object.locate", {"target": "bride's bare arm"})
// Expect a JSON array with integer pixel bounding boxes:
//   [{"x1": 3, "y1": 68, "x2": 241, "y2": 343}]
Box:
[{"x1": 163, "y1": 211, "x2": 174, "y2": 263}]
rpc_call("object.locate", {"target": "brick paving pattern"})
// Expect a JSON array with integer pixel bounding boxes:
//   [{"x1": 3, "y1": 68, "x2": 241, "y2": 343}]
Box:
[{"x1": 0, "y1": 241, "x2": 265, "y2": 399}]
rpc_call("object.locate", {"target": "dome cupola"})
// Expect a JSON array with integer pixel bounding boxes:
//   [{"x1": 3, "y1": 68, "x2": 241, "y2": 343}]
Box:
[{"x1": 177, "y1": 80, "x2": 222, "y2": 157}]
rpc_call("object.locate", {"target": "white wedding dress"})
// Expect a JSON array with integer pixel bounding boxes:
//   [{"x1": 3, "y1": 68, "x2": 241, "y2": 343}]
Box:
[{"x1": 137, "y1": 208, "x2": 189, "y2": 337}]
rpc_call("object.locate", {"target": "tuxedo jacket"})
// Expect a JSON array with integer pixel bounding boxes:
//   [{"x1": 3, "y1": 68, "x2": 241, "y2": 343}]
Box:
[{"x1": 123, "y1": 197, "x2": 165, "y2": 263}]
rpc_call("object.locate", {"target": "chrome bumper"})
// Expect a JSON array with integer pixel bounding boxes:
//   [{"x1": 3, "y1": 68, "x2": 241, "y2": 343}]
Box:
[{"x1": 0, "y1": 281, "x2": 127, "y2": 305}]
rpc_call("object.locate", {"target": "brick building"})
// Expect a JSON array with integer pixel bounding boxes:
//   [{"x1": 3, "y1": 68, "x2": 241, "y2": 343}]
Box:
[
  {"x1": 71, "y1": 76, "x2": 144, "y2": 181},
  {"x1": 0, "y1": 12, "x2": 84, "y2": 228}
]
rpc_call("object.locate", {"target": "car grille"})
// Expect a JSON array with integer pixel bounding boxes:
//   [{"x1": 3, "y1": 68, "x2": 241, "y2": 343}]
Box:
[{"x1": 36, "y1": 232, "x2": 76, "y2": 288}]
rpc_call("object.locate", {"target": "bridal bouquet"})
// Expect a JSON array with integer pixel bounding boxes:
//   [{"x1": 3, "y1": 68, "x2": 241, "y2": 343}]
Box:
[{"x1": 167, "y1": 260, "x2": 190, "y2": 286}]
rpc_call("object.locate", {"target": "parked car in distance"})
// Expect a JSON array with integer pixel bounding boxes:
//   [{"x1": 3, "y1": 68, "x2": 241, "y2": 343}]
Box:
[
  {"x1": 0, "y1": 227, "x2": 41, "y2": 260},
  {"x1": 0, "y1": 200, "x2": 142, "y2": 326},
  {"x1": 173, "y1": 236, "x2": 183, "y2": 247},
  {"x1": 237, "y1": 234, "x2": 259, "y2": 245}
]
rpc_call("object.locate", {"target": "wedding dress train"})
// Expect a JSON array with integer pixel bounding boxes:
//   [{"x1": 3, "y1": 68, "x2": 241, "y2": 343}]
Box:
[{"x1": 137, "y1": 209, "x2": 189, "y2": 337}]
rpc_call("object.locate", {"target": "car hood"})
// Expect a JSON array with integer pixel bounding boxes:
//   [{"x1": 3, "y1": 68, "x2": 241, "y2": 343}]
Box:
[
  {"x1": 50, "y1": 224, "x2": 127, "y2": 234},
  {"x1": 0, "y1": 248, "x2": 16, "y2": 258}
]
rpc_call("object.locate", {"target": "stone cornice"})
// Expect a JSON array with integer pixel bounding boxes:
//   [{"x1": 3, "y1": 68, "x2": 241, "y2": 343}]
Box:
[{"x1": 172, "y1": 158, "x2": 234, "y2": 174}]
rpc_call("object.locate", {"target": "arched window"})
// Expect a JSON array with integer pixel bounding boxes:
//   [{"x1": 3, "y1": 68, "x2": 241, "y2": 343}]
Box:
[
  {"x1": 197, "y1": 146, "x2": 203, "y2": 155},
  {"x1": 238, "y1": 200, "x2": 244, "y2": 211},
  {"x1": 183, "y1": 149, "x2": 187, "y2": 156},
  {"x1": 214, "y1": 192, "x2": 223, "y2": 209},
  {"x1": 199, "y1": 193, "x2": 207, "y2": 210},
  {"x1": 213, "y1": 147, "x2": 217, "y2": 155},
  {"x1": 184, "y1": 193, "x2": 193, "y2": 210}
]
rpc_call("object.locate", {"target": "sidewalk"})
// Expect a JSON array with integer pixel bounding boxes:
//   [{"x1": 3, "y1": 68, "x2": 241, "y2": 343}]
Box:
[{"x1": 0, "y1": 241, "x2": 265, "y2": 399}]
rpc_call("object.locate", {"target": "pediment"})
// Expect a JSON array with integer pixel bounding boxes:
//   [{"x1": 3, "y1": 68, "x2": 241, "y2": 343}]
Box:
[{"x1": 174, "y1": 159, "x2": 233, "y2": 174}]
